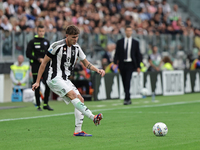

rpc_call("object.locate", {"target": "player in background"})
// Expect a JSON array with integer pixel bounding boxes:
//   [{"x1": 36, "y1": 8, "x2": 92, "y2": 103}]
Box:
[
  {"x1": 26, "y1": 25, "x2": 53, "y2": 111},
  {"x1": 32, "y1": 25, "x2": 105, "y2": 136}
]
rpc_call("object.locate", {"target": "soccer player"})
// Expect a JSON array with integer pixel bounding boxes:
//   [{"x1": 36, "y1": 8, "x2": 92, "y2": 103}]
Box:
[{"x1": 32, "y1": 25, "x2": 105, "y2": 136}]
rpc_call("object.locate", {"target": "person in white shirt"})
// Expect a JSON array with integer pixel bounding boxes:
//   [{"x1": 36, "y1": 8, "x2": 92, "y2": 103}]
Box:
[
  {"x1": 113, "y1": 25, "x2": 142, "y2": 105},
  {"x1": 1, "y1": 15, "x2": 12, "y2": 31}
]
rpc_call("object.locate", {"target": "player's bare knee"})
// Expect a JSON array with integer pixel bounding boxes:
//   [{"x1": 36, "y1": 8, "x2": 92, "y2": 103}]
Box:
[
  {"x1": 80, "y1": 97, "x2": 84, "y2": 103},
  {"x1": 77, "y1": 95, "x2": 84, "y2": 103},
  {"x1": 67, "y1": 90, "x2": 77, "y2": 100}
]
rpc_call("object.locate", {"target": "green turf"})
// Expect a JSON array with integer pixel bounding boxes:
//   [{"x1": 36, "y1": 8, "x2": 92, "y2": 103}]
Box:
[{"x1": 0, "y1": 93, "x2": 200, "y2": 150}]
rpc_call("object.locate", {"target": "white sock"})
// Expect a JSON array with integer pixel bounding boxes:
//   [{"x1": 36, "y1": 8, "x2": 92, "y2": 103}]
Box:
[
  {"x1": 74, "y1": 108, "x2": 84, "y2": 133},
  {"x1": 71, "y1": 98, "x2": 94, "y2": 120}
]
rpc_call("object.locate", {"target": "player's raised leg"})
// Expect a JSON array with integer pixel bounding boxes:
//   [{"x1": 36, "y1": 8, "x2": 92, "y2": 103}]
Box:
[{"x1": 67, "y1": 90, "x2": 103, "y2": 125}]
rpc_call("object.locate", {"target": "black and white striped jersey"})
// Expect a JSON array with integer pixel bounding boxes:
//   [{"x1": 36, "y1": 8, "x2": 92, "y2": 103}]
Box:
[{"x1": 46, "y1": 38, "x2": 86, "y2": 80}]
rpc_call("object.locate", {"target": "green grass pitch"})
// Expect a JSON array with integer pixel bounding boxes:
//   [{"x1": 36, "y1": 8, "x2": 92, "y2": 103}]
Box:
[{"x1": 0, "y1": 93, "x2": 200, "y2": 150}]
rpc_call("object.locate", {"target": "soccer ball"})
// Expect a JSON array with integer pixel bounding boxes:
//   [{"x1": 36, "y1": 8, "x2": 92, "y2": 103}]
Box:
[
  {"x1": 152, "y1": 122, "x2": 168, "y2": 136},
  {"x1": 141, "y1": 88, "x2": 148, "y2": 96}
]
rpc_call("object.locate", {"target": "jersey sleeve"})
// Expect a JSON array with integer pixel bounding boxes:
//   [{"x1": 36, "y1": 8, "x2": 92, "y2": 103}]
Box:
[
  {"x1": 77, "y1": 45, "x2": 86, "y2": 60},
  {"x1": 46, "y1": 42, "x2": 58, "y2": 58}
]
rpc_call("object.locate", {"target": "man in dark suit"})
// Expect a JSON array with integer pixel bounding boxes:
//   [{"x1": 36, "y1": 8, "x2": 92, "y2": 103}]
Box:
[{"x1": 113, "y1": 25, "x2": 142, "y2": 105}]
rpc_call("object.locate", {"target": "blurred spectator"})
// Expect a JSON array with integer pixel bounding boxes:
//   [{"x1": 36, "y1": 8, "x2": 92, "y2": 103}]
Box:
[
  {"x1": 3, "y1": 0, "x2": 15, "y2": 17},
  {"x1": 139, "y1": 0, "x2": 150, "y2": 13},
  {"x1": 169, "y1": 4, "x2": 181, "y2": 21},
  {"x1": 14, "y1": 5, "x2": 25, "y2": 20},
  {"x1": 161, "y1": 56, "x2": 174, "y2": 70},
  {"x1": 107, "y1": 0, "x2": 115, "y2": 11},
  {"x1": 131, "y1": 7, "x2": 140, "y2": 23},
  {"x1": 56, "y1": 19, "x2": 64, "y2": 31},
  {"x1": 1, "y1": 15, "x2": 12, "y2": 31},
  {"x1": 105, "y1": 62, "x2": 119, "y2": 73},
  {"x1": 124, "y1": 0, "x2": 135, "y2": 8},
  {"x1": 185, "y1": 18, "x2": 192, "y2": 28},
  {"x1": 116, "y1": 0, "x2": 124, "y2": 13},
  {"x1": 173, "y1": 51, "x2": 186, "y2": 70},
  {"x1": 148, "y1": 0, "x2": 157, "y2": 18},
  {"x1": 2, "y1": 30, "x2": 12, "y2": 55},
  {"x1": 172, "y1": 17, "x2": 184, "y2": 34},
  {"x1": 19, "y1": 17, "x2": 28, "y2": 31},
  {"x1": 10, "y1": 55, "x2": 29, "y2": 90},
  {"x1": 0, "y1": 9, "x2": 3, "y2": 18},
  {"x1": 148, "y1": 45, "x2": 162, "y2": 71},
  {"x1": 139, "y1": 7, "x2": 151, "y2": 21},
  {"x1": 194, "y1": 28, "x2": 200, "y2": 49},
  {"x1": 161, "y1": 0, "x2": 171, "y2": 15},
  {"x1": 102, "y1": 43, "x2": 116, "y2": 70},
  {"x1": 140, "y1": 61, "x2": 147, "y2": 72},
  {"x1": 158, "y1": 23, "x2": 167, "y2": 34},
  {"x1": 190, "y1": 51, "x2": 200, "y2": 70},
  {"x1": 0, "y1": 0, "x2": 3, "y2": 13},
  {"x1": 10, "y1": 17, "x2": 21, "y2": 32},
  {"x1": 99, "y1": 28, "x2": 108, "y2": 49},
  {"x1": 102, "y1": 20, "x2": 113, "y2": 34}
]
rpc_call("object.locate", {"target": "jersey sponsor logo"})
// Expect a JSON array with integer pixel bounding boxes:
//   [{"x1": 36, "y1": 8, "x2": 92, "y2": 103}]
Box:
[
  {"x1": 49, "y1": 48, "x2": 53, "y2": 53},
  {"x1": 44, "y1": 41, "x2": 48, "y2": 45}
]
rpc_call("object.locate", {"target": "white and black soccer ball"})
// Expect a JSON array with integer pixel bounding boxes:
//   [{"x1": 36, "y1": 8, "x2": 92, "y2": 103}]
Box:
[
  {"x1": 153, "y1": 122, "x2": 168, "y2": 136},
  {"x1": 141, "y1": 88, "x2": 148, "y2": 96}
]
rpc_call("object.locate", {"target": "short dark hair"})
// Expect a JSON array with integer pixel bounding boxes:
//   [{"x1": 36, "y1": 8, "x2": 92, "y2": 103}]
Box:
[
  {"x1": 65, "y1": 25, "x2": 80, "y2": 35},
  {"x1": 125, "y1": 25, "x2": 132, "y2": 30},
  {"x1": 37, "y1": 25, "x2": 44, "y2": 29}
]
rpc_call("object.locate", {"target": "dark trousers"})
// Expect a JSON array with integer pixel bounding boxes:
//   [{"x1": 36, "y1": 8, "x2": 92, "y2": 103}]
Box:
[
  {"x1": 32, "y1": 71, "x2": 50, "y2": 107},
  {"x1": 120, "y1": 62, "x2": 134, "y2": 101}
]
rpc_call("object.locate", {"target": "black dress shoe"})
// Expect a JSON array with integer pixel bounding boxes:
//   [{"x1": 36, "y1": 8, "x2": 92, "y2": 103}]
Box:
[
  {"x1": 43, "y1": 105, "x2": 54, "y2": 111},
  {"x1": 123, "y1": 100, "x2": 132, "y2": 105}
]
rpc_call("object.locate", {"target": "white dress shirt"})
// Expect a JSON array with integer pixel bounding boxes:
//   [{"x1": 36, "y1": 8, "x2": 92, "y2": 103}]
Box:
[{"x1": 124, "y1": 37, "x2": 132, "y2": 62}]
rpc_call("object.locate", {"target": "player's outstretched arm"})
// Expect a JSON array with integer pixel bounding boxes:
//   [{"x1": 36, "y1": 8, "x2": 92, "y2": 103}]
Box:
[
  {"x1": 81, "y1": 59, "x2": 105, "y2": 77},
  {"x1": 32, "y1": 55, "x2": 51, "y2": 91}
]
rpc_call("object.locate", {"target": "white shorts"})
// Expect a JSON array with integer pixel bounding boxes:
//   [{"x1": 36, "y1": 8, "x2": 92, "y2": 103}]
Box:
[{"x1": 47, "y1": 76, "x2": 80, "y2": 105}]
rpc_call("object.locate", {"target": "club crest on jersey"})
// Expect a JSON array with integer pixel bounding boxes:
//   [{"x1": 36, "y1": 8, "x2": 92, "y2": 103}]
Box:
[
  {"x1": 67, "y1": 57, "x2": 70, "y2": 62},
  {"x1": 72, "y1": 50, "x2": 75, "y2": 56},
  {"x1": 64, "y1": 47, "x2": 66, "y2": 51},
  {"x1": 44, "y1": 41, "x2": 48, "y2": 45}
]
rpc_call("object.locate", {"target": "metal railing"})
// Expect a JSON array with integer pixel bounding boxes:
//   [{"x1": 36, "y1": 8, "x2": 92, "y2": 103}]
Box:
[{"x1": 0, "y1": 30, "x2": 194, "y2": 63}]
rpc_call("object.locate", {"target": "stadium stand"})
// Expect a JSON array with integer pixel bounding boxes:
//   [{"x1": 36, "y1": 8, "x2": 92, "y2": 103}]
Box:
[{"x1": 0, "y1": 0, "x2": 199, "y2": 71}]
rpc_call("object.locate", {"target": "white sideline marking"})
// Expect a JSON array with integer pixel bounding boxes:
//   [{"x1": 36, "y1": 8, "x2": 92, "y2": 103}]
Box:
[{"x1": 0, "y1": 100, "x2": 200, "y2": 122}]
